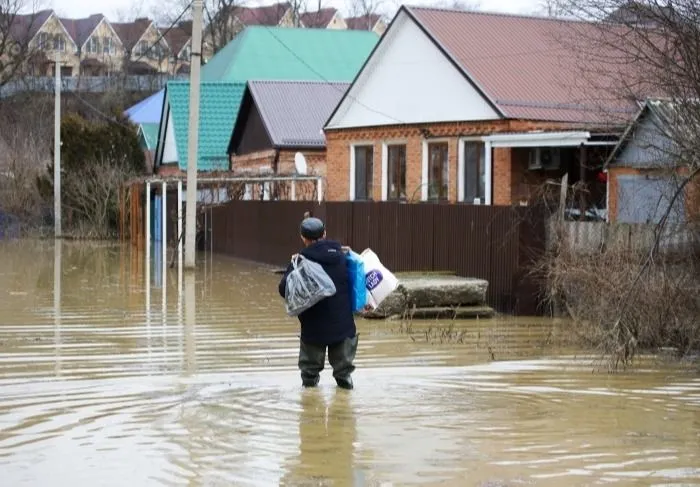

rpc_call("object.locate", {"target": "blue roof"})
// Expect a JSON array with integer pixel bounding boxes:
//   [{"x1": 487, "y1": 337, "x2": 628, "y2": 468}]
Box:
[{"x1": 124, "y1": 90, "x2": 165, "y2": 125}]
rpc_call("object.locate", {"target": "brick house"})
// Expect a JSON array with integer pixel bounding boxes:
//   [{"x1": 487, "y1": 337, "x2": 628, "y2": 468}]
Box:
[
  {"x1": 228, "y1": 80, "x2": 349, "y2": 179},
  {"x1": 323, "y1": 7, "x2": 632, "y2": 210},
  {"x1": 604, "y1": 99, "x2": 700, "y2": 223}
]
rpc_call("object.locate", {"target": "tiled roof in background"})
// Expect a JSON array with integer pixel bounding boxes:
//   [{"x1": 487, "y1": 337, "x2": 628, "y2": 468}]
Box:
[
  {"x1": 59, "y1": 14, "x2": 104, "y2": 47},
  {"x1": 236, "y1": 2, "x2": 291, "y2": 26},
  {"x1": 300, "y1": 8, "x2": 338, "y2": 28},
  {"x1": 166, "y1": 81, "x2": 246, "y2": 171},
  {"x1": 8, "y1": 10, "x2": 54, "y2": 44},
  {"x1": 164, "y1": 21, "x2": 192, "y2": 56},
  {"x1": 345, "y1": 14, "x2": 382, "y2": 30},
  {"x1": 246, "y1": 80, "x2": 350, "y2": 148},
  {"x1": 407, "y1": 6, "x2": 642, "y2": 124},
  {"x1": 202, "y1": 26, "x2": 379, "y2": 83},
  {"x1": 112, "y1": 18, "x2": 152, "y2": 50}
]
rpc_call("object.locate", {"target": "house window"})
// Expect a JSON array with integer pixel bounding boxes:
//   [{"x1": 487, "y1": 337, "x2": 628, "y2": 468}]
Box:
[
  {"x1": 135, "y1": 40, "x2": 149, "y2": 57},
  {"x1": 427, "y1": 142, "x2": 449, "y2": 201},
  {"x1": 463, "y1": 141, "x2": 486, "y2": 203},
  {"x1": 102, "y1": 37, "x2": 115, "y2": 55},
  {"x1": 387, "y1": 144, "x2": 406, "y2": 200},
  {"x1": 86, "y1": 37, "x2": 100, "y2": 53},
  {"x1": 53, "y1": 34, "x2": 65, "y2": 52},
  {"x1": 38, "y1": 32, "x2": 51, "y2": 49},
  {"x1": 354, "y1": 145, "x2": 374, "y2": 200}
]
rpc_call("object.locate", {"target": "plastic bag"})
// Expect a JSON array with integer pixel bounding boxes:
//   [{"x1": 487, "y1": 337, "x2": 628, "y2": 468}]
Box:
[
  {"x1": 345, "y1": 250, "x2": 367, "y2": 313},
  {"x1": 284, "y1": 255, "x2": 337, "y2": 316},
  {"x1": 361, "y1": 249, "x2": 399, "y2": 309}
]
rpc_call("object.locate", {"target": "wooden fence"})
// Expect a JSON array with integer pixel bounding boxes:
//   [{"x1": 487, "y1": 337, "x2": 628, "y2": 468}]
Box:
[
  {"x1": 550, "y1": 220, "x2": 699, "y2": 255},
  {"x1": 204, "y1": 201, "x2": 547, "y2": 315}
]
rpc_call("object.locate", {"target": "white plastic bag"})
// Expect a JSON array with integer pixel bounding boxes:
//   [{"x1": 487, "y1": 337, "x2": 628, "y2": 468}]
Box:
[
  {"x1": 285, "y1": 255, "x2": 337, "y2": 316},
  {"x1": 360, "y1": 249, "x2": 399, "y2": 309}
]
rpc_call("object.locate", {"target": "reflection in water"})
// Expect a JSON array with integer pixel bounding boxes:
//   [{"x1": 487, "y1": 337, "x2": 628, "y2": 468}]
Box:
[
  {"x1": 0, "y1": 241, "x2": 698, "y2": 487},
  {"x1": 280, "y1": 390, "x2": 359, "y2": 486}
]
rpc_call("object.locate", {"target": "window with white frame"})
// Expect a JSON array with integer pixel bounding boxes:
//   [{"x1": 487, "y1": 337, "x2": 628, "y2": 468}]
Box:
[
  {"x1": 102, "y1": 36, "x2": 115, "y2": 55},
  {"x1": 427, "y1": 142, "x2": 449, "y2": 201},
  {"x1": 86, "y1": 36, "x2": 100, "y2": 53},
  {"x1": 463, "y1": 140, "x2": 486, "y2": 204},
  {"x1": 387, "y1": 144, "x2": 406, "y2": 200},
  {"x1": 53, "y1": 34, "x2": 65, "y2": 52},
  {"x1": 353, "y1": 145, "x2": 374, "y2": 200}
]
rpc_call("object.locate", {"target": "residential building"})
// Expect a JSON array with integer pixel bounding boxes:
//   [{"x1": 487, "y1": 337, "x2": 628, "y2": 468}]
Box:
[
  {"x1": 228, "y1": 80, "x2": 350, "y2": 178},
  {"x1": 8, "y1": 10, "x2": 77, "y2": 77},
  {"x1": 323, "y1": 7, "x2": 634, "y2": 208},
  {"x1": 112, "y1": 18, "x2": 168, "y2": 74},
  {"x1": 604, "y1": 99, "x2": 700, "y2": 223},
  {"x1": 60, "y1": 14, "x2": 123, "y2": 76},
  {"x1": 345, "y1": 14, "x2": 387, "y2": 36},
  {"x1": 163, "y1": 21, "x2": 193, "y2": 75},
  {"x1": 300, "y1": 8, "x2": 347, "y2": 29},
  {"x1": 154, "y1": 26, "x2": 379, "y2": 174},
  {"x1": 155, "y1": 81, "x2": 247, "y2": 175}
]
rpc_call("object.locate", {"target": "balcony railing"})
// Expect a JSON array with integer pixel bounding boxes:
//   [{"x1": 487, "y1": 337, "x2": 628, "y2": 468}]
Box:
[{"x1": 0, "y1": 74, "x2": 188, "y2": 98}]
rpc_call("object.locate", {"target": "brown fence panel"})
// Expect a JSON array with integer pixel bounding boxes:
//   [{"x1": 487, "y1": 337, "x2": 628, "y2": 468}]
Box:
[
  {"x1": 206, "y1": 200, "x2": 547, "y2": 315},
  {"x1": 407, "y1": 204, "x2": 434, "y2": 271},
  {"x1": 325, "y1": 202, "x2": 353, "y2": 246}
]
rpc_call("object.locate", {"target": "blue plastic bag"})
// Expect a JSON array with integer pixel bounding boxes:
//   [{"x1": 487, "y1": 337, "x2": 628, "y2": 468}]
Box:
[{"x1": 345, "y1": 250, "x2": 367, "y2": 313}]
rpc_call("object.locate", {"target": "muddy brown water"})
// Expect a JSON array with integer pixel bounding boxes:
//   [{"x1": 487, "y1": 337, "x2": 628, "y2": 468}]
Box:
[{"x1": 0, "y1": 240, "x2": 698, "y2": 487}]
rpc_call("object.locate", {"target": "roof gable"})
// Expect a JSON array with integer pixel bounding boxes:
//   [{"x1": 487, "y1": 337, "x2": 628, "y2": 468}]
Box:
[
  {"x1": 112, "y1": 18, "x2": 154, "y2": 50},
  {"x1": 201, "y1": 26, "x2": 379, "y2": 83},
  {"x1": 60, "y1": 14, "x2": 105, "y2": 48},
  {"x1": 232, "y1": 80, "x2": 349, "y2": 151},
  {"x1": 8, "y1": 10, "x2": 54, "y2": 44},
  {"x1": 300, "y1": 8, "x2": 339, "y2": 28},
  {"x1": 139, "y1": 123, "x2": 159, "y2": 151},
  {"x1": 237, "y1": 2, "x2": 291, "y2": 26},
  {"x1": 325, "y1": 9, "x2": 501, "y2": 129},
  {"x1": 405, "y1": 6, "x2": 642, "y2": 124},
  {"x1": 163, "y1": 81, "x2": 246, "y2": 171},
  {"x1": 345, "y1": 14, "x2": 382, "y2": 30}
]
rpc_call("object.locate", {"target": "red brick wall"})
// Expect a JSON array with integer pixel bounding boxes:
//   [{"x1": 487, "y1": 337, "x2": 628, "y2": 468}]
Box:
[{"x1": 325, "y1": 120, "x2": 578, "y2": 203}]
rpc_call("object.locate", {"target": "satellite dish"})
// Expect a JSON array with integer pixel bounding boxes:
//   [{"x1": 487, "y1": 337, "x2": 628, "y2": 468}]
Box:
[{"x1": 294, "y1": 152, "x2": 308, "y2": 175}]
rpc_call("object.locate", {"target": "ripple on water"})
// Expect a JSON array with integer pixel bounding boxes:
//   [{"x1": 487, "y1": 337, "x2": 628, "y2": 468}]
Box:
[{"x1": 0, "y1": 241, "x2": 699, "y2": 486}]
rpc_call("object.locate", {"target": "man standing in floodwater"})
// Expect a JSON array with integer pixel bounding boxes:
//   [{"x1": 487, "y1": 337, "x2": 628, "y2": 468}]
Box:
[{"x1": 278, "y1": 217, "x2": 358, "y2": 390}]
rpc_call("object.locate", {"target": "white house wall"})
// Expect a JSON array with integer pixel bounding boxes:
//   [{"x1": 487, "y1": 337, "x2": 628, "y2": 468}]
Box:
[
  {"x1": 162, "y1": 109, "x2": 178, "y2": 164},
  {"x1": 326, "y1": 10, "x2": 500, "y2": 129}
]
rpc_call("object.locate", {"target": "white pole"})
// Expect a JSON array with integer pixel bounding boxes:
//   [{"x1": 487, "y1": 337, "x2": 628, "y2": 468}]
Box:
[
  {"x1": 317, "y1": 177, "x2": 323, "y2": 203},
  {"x1": 185, "y1": 0, "x2": 203, "y2": 269},
  {"x1": 145, "y1": 182, "x2": 151, "y2": 272},
  {"x1": 291, "y1": 180, "x2": 296, "y2": 201},
  {"x1": 54, "y1": 52, "x2": 61, "y2": 238},
  {"x1": 161, "y1": 182, "x2": 167, "y2": 333},
  {"x1": 177, "y1": 180, "x2": 183, "y2": 269},
  {"x1": 53, "y1": 239, "x2": 62, "y2": 376}
]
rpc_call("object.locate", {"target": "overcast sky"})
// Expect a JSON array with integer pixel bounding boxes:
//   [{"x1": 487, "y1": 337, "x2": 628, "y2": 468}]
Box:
[{"x1": 44, "y1": 0, "x2": 547, "y2": 22}]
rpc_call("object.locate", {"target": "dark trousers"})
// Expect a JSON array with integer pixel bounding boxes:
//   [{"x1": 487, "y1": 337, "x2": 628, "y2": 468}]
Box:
[{"x1": 298, "y1": 335, "x2": 358, "y2": 389}]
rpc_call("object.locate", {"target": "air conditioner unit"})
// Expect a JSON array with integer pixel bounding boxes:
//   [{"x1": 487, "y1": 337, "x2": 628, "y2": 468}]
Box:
[{"x1": 528, "y1": 147, "x2": 561, "y2": 170}]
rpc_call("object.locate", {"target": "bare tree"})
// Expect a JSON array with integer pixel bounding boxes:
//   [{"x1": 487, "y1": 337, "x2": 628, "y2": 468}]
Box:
[
  {"x1": 0, "y1": 0, "x2": 46, "y2": 88},
  {"x1": 347, "y1": 0, "x2": 384, "y2": 25},
  {"x1": 534, "y1": 0, "x2": 700, "y2": 367},
  {"x1": 202, "y1": 0, "x2": 247, "y2": 54}
]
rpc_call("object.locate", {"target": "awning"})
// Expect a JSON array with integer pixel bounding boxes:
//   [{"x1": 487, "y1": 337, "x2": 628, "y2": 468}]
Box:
[{"x1": 482, "y1": 131, "x2": 591, "y2": 148}]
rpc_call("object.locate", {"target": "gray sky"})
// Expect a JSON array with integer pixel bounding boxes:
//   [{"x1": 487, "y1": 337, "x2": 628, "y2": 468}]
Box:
[{"x1": 46, "y1": 0, "x2": 546, "y2": 22}]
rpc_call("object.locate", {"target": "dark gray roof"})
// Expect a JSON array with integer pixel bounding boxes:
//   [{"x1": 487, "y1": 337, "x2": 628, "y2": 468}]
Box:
[{"x1": 248, "y1": 80, "x2": 350, "y2": 148}]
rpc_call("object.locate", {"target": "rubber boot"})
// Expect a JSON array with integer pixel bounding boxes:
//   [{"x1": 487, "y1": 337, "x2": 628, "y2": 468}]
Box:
[
  {"x1": 328, "y1": 335, "x2": 359, "y2": 390},
  {"x1": 298, "y1": 338, "x2": 326, "y2": 387}
]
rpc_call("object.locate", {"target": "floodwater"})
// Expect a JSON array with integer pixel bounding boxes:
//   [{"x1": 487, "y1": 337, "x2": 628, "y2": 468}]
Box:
[{"x1": 0, "y1": 241, "x2": 698, "y2": 487}]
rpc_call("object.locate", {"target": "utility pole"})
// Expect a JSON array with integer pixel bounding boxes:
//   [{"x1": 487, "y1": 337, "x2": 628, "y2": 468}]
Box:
[
  {"x1": 185, "y1": 0, "x2": 203, "y2": 269},
  {"x1": 54, "y1": 52, "x2": 61, "y2": 238}
]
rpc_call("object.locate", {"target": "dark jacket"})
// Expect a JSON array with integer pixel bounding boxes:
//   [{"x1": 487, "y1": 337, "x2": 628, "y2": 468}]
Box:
[{"x1": 278, "y1": 239, "x2": 356, "y2": 345}]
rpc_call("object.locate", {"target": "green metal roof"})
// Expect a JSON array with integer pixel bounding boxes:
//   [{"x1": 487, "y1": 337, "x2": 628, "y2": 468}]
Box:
[
  {"x1": 138, "y1": 123, "x2": 159, "y2": 151},
  {"x1": 166, "y1": 81, "x2": 246, "y2": 172},
  {"x1": 202, "y1": 26, "x2": 379, "y2": 82}
]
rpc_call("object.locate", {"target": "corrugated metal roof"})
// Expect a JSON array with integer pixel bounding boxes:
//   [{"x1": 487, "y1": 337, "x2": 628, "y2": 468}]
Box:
[
  {"x1": 138, "y1": 123, "x2": 159, "y2": 151},
  {"x1": 247, "y1": 80, "x2": 350, "y2": 148},
  {"x1": 407, "y1": 7, "x2": 643, "y2": 124},
  {"x1": 201, "y1": 26, "x2": 379, "y2": 83},
  {"x1": 166, "y1": 81, "x2": 246, "y2": 171},
  {"x1": 124, "y1": 90, "x2": 164, "y2": 124}
]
